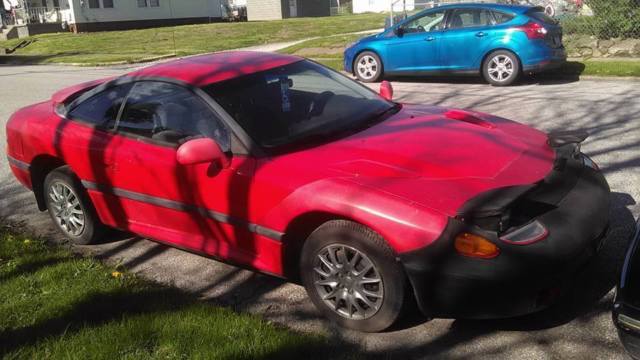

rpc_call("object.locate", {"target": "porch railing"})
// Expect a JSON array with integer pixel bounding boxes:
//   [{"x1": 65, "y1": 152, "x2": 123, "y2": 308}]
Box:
[{"x1": 13, "y1": 6, "x2": 62, "y2": 25}]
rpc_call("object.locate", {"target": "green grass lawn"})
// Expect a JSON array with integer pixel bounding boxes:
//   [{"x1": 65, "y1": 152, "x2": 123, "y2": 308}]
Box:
[
  {"x1": 281, "y1": 34, "x2": 640, "y2": 78},
  {"x1": 0, "y1": 14, "x2": 385, "y2": 65},
  {"x1": 0, "y1": 223, "x2": 351, "y2": 359},
  {"x1": 279, "y1": 33, "x2": 363, "y2": 71},
  {"x1": 565, "y1": 60, "x2": 640, "y2": 77}
]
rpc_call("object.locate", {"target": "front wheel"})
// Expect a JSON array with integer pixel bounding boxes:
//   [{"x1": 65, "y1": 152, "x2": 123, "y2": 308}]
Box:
[
  {"x1": 300, "y1": 220, "x2": 406, "y2": 332},
  {"x1": 354, "y1": 51, "x2": 384, "y2": 83},
  {"x1": 482, "y1": 50, "x2": 521, "y2": 86}
]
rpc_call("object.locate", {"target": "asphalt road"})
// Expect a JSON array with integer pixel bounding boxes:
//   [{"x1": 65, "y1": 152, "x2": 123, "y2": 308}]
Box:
[{"x1": 1, "y1": 64, "x2": 639, "y2": 359}]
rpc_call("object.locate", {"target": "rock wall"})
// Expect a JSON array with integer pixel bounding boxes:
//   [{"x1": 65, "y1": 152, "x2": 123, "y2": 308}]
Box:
[{"x1": 565, "y1": 35, "x2": 640, "y2": 58}]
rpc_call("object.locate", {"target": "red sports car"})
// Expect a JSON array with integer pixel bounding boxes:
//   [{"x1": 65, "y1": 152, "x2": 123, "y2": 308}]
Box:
[{"x1": 6, "y1": 52, "x2": 610, "y2": 332}]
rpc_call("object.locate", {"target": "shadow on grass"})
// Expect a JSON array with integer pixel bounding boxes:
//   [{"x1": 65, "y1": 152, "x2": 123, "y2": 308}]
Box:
[
  {"x1": 0, "y1": 287, "x2": 184, "y2": 354},
  {"x1": 0, "y1": 52, "x2": 84, "y2": 65},
  {"x1": 0, "y1": 278, "x2": 354, "y2": 359},
  {"x1": 0, "y1": 256, "x2": 66, "y2": 283}
]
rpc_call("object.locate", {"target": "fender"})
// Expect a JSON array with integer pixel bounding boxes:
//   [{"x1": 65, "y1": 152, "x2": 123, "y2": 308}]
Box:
[{"x1": 259, "y1": 178, "x2": 448, "y2": 254}]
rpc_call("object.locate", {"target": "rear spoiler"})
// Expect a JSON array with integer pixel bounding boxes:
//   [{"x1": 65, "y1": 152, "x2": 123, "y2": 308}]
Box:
[
  {"x1": 547, "y1": 130, "x2": 589, "y2": 148},
  {"x1": 50, "y1": 77, "x2": 115, "y2": 104}
]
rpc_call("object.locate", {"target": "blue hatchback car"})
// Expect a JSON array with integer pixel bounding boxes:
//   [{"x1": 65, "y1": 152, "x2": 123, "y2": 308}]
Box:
[{"x1": 344, "y1": 4, "x2": 566, "y2": 86}]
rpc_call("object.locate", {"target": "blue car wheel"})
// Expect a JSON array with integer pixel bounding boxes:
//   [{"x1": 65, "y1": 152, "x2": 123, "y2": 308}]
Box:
[
  {"x1": 354, "y1": 51, "x2": 384, "y2": 83},
  {"x1": 482, "y1": 50, "x2": 521, "y2": 86}
]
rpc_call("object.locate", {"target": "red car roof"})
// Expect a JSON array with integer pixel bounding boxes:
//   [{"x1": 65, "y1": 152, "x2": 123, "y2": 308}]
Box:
[{"x1": 126, "y1": 51, "x2": 303, "y2": 87}]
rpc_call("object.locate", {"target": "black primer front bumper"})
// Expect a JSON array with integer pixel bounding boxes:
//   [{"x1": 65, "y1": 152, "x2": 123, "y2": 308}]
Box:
[{"x1": 400, "y1": 155, "x2": 610, "y2": 319}]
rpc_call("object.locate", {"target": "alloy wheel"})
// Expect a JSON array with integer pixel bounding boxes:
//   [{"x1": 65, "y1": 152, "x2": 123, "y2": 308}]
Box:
[
  {"x1": 356, "y1": 55, "x2": 379, "y2": 81},
  {"x1": 487, "y1": 55, "x2": 515, "y2": 83},
  {"x1": 49, "y1": 181, "x2": 85, "y2": 237},
  {"x1": 313, "y1": 244, "x2": 384, "y2": 320}
]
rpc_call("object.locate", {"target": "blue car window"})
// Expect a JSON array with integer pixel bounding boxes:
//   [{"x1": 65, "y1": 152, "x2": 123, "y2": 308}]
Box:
[
  {"x1": 448, "y1": 9, "x2": 494, "y2": 29},
  {"x1": 492, "y1": 11, "x2": 515, "y2": 24},
  {"x1": 402, "y1": 10, "x2": 446, "y2": 33}
]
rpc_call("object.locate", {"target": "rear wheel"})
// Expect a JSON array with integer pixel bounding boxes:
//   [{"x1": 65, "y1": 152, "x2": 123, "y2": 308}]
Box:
[
  {"x1": 483, "y1": 50, "x2": 520, "y2": 86},
  {"x1": 44, "y1": 166, "x2": 105, "y2": 245},
  {"x1": 300, "y1": 220, "x2": 406, "y2": 332},
  {"x1": 354, "y1": 51, "x2": 384, "y2": 83}
]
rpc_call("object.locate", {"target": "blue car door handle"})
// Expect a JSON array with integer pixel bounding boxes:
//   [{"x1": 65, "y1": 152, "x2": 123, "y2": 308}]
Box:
[
  {"x1": 425, "y1": 36, "x2": 436, "y2": 42},
  {"x1": 475, "y1": 32, "x2": 486, "y2": 38}
]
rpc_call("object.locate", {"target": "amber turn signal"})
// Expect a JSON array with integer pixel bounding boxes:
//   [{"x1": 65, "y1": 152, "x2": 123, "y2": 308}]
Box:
[{"x1": 454, "y1": 233, "x2": 500, "y2": 259}]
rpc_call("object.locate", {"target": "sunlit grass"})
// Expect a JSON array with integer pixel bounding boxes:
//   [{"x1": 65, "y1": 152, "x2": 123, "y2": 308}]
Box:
[
  {"x1": 0, "y1": 14, "x2": 385, "y2": 65},
  {"x1": 0, "y1": 223, "x2": 347, "y2": 359}
]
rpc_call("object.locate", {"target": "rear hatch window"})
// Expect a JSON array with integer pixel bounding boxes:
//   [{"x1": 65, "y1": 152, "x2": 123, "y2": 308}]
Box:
[{"x1": 526, "y1": 7, "x2": 559, "y2": 25}]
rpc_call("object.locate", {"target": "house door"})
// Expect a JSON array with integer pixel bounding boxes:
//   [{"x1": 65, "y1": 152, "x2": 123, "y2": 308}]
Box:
[{"x1": 289, "y1": 0, "x2": 297, "y2": 17}]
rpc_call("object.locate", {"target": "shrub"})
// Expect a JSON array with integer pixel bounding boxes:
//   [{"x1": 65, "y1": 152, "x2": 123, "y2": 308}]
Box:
[{"x1": 564, "y1": 0, "x2": 640, "y2": 39}]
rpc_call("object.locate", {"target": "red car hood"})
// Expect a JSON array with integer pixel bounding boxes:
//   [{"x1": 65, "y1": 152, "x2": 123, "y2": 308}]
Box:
[{"x1": 273, "y1": 104, "x2": 555, "y2": 217}]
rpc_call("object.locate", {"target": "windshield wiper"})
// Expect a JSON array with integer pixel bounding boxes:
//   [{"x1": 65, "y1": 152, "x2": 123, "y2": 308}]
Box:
[
  {"x1": 265, "y1": 103, "x2": 402, "y2": 150},
  {"x1": 364, "y1": 102, "x2": 402, "y2": 126}
]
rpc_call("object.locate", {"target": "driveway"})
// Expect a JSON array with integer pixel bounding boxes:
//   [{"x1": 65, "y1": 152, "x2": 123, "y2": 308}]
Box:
[{"x1": 1, "y1": 64, "x2": 639, "y2": 359}]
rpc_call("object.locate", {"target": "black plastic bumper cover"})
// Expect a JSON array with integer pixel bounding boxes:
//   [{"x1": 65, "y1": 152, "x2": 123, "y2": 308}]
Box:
[{"x1": 400, "y1": 163, "x2": 610, "y2": 319}]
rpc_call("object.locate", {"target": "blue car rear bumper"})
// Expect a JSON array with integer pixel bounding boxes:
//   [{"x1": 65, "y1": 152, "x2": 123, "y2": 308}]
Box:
[{"x1": 520, "y1": 42, "x2": 567, "y2": 73}]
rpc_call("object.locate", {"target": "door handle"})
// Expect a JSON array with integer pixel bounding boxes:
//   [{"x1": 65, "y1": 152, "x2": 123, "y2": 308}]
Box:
[
  {"x1": 425, "y1": 36, "x2": 435, "y2": 42},
  {"x1": 475, "y1": 32, "x2": 486, "y2": 38}
]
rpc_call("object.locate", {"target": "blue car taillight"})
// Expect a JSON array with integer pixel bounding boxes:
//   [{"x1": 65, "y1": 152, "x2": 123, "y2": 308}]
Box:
[{"x1": 514, "y1": 21, "x2": 548, "y2": 40}]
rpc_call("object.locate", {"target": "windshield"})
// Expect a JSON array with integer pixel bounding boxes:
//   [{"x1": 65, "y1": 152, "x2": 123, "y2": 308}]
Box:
[{"x1": 203, "y1": 60, "x2": 394, "y2": 149}]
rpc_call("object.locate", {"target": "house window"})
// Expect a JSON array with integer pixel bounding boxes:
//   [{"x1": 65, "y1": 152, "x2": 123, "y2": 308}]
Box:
[
  {"x1": 137, "y1": 0, "x2": 159, "y2": 7},
  {"x1": 103, "y1": 0, "x2": 113, "y2": 8},
  {"x1": 41, "y1": 0, "x2": 47, "y2": 9},
  {"x1": 88, "y1": 0, "x2": 100, "y2": 8}
]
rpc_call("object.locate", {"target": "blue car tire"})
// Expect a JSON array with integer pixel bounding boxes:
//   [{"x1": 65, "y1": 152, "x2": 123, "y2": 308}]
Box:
[
  {"x1": 354, "y1": 51, "x2": 384, "y2": 83},
  {"x1": 483, "y1": 50, "x2": 521, "y2": 87}
]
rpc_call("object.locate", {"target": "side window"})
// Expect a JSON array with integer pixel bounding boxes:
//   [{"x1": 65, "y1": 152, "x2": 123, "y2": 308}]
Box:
[
  {"x1": 492, "y1": 11, "x2": 515, "y2": 24},
  {"x1": 118, "y1": 81, "x2": 230, "y2": 150},
  {"x1": 68, "y1": 84, "x2": 132, "y2": 128},
  {"x1": 402, "y1": 10, "x2": 446, "y2": 33},
  {"x1": 448, "y1": 9, "x2": 494, "y2": 29}
]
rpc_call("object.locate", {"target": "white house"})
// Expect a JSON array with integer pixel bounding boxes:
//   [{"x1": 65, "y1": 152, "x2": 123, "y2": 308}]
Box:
[
  {"x1": 20, "y1": 0, "x2": 225, "y2": 32},
  {"x1": 352, "y1": 0, "x2": 415, "y2": 14}
]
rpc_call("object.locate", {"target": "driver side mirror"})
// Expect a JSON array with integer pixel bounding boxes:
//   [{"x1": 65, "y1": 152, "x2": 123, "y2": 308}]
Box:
[
  {"x1": 393, "y1": 26, "x2": 404, "y2": 37},
  {"x1": 177, "y1": 138, "x2": 231, "y2": 168},
  {"x1": 379, "y1": 81, "x2": 394, "y2": 101}
]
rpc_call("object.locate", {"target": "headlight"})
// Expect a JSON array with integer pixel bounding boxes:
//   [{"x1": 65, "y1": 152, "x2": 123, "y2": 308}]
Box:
[
  {"x1": 346, "y1": 41, "x2": 358, "y2": 49},
  {"x1": 582, "y1": 154, "x2": 599, "y2": 170}
]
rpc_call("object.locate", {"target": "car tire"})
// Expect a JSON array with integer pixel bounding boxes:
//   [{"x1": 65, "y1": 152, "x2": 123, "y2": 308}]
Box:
[
  {"x1": 354, "y1": 51, "x2": 384, "y2": 83},
  {"x1": 300, "y1": 220, "x2": 406, "y2": 332},
  {"x1": 482, "y1": 50, "x2": 521, "y2": 86},
  {"x1": 44, "y1": 166, "x2": 105, "y2": 245}
]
